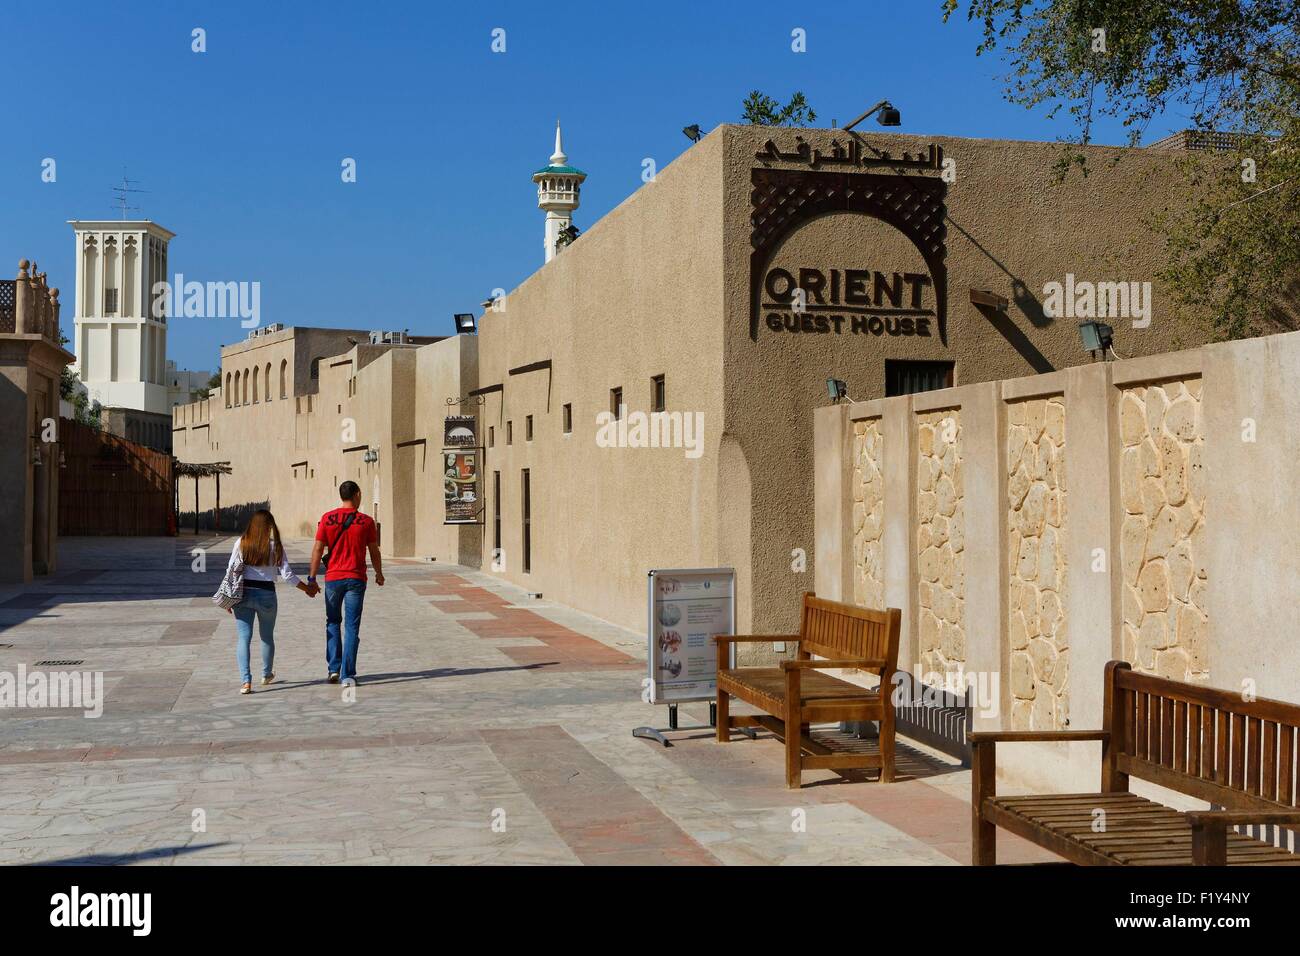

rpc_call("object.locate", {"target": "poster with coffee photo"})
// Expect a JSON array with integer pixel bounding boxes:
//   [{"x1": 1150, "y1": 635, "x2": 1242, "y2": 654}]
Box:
[{"x1": 444, "y1": 450, "x2": 480, "y2": 524}]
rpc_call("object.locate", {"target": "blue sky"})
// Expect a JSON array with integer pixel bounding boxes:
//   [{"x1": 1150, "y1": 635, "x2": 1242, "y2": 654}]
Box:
[{"x1": 1, "y1": 0, "x2": 1183, "y2": 373}]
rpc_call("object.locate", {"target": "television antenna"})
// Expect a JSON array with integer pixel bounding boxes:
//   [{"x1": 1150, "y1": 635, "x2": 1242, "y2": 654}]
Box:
[{"x1": 111, "y1": 173, "x2": 148, "y2": 219}]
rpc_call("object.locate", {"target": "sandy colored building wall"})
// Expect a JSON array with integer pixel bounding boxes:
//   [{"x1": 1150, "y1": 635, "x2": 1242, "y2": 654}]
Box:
[
  {"x1": 815, "y1": 328, "x2": 1300, "y2": 796},
  {"x1": 173, "y1": 328, "x2": 478, "y2": 565},
  {"x1": 473, "y1": 131, "x2": 726, "y2": 629},
  {"x1": 2, "y1": 262, "x2": 74, "y2": 585},
  {"x1": 717, "y1": 124, "x2": 1220, "y2": 654},
  {"x1": 1, "y1": 336, "x2": 70, "y2": 583}
]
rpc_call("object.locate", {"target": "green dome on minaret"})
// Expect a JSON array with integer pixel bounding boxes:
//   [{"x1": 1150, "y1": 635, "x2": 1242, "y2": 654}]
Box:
[{"x1": 533, "y1": 122, "x2": 585, "y2": 263}]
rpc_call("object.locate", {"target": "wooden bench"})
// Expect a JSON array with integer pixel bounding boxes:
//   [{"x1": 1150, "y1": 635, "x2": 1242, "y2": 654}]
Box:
[
  {"x1": 714, "y1": 593, "x2": 902, "y2": 789},
  {"x1": 973, "y1": 660, "x2": 1300, "y2": 865}
]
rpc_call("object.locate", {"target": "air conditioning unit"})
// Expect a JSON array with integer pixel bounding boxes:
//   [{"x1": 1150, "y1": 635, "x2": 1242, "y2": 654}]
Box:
[
  {"x1": 368, "y1": 330, "x2": 409, "y2": 345},
  {"x1": 263, "y1": 323, "x2": 284, "y2": 334}
]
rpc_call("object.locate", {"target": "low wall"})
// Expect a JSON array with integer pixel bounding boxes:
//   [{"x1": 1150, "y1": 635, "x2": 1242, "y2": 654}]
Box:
[{"x1": 814, "y1": 329, "x2": 1300, "y2": 794}]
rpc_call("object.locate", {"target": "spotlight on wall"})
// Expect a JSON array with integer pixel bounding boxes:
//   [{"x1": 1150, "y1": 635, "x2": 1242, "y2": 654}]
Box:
[
  {"x1": 827, "y1": 378, "x2": 853, "y2": 404},
  {"x1": 363, "y1": 448, "x2": 379, "y2": 464},
  {"x1": 842, "y1": 100, "x2": 901, "y2": 132},
  {"x1": 682, "y1": 124, "x2": 702, "y2": 143},
  {"x1": 1078, "y1": 320, "x2": 1114, "y2": 360},
  {"x1": 454, "y1": 313, "x2": 477, "y2": 335}
]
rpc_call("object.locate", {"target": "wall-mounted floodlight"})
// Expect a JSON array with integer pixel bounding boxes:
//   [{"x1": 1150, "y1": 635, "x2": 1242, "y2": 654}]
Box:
[
  {"x1": 842, "y1": 100, "x2": 901, "y2": 132},
  {"x1": 683, "y1": 124, "x2": 702, "y2": 143},
  {"x1": 362, "y1": 448, "x2": 379, "y2": 464},
  {"x1": 827, "y1": 378, "x2": 853, "y2": 403},
  {"x1": 1078, "y1": 320, "x2": 1114, "y2": 359},
  {"x1": 454, "y1": 313, "x2": 477, "y2": 334}
]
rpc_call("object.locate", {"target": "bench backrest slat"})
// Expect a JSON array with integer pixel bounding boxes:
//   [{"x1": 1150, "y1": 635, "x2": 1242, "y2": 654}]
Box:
[
  {"x1": 1107, "y1": 661, "x2": 1300, "y2": 811},
  {"x1": 799, "y1": 592, "x2": 901, "y2": 674}
]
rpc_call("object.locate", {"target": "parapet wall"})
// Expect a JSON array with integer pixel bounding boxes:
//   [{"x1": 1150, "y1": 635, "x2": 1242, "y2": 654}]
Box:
[{"x1": 815, "y1": 329, "x2": 1300, "y2": 794}]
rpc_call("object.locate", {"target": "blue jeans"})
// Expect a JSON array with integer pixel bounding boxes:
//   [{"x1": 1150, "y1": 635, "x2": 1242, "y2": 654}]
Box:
[
  {"x1": 233, "y1": 588, "x2": 278, "y2": 685},
  {"x1": 325, "y1": 579, "x2": 367, "y2": 680}
]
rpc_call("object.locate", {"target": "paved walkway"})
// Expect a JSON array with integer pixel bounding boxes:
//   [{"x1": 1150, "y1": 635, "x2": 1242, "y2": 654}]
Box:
[{"x1": 0, "y1": 537, "x2": 1056, "y2": 865}]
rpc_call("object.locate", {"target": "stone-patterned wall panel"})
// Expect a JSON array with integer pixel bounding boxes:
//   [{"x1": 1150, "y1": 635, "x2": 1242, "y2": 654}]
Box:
[
  {"x1": 1118, "y1": 379, "x2": 1208, "y2": 682},
  {"x1": 852, "y1": 419, "x2": 885, "y2": 609},
  {"x1": 916, "y1": 409, "x2": 965, "y2": 677},
  {"x1": 1006, "y1": 397, "x2": 1069, "y2": 730}
]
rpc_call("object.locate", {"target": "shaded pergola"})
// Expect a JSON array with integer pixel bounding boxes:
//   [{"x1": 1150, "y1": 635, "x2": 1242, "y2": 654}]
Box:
[{"x1": 174, "y1": 461, "x2": 233, "y2": 535}]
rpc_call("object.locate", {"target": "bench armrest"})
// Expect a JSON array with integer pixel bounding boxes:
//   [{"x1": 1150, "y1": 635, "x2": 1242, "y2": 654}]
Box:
[
  {"x1": 1186, "y1": 809, "x2": 1300, "y2": 864},
  {"x1": 780, "y1": 658, "x2": 888, "y2": 671},
  {"x1": 968, "y1": 730, "x2": 1109, "y2": 744},
  {"x1": 712, "y1": 634, "x2": 800, "y2": 644},
  {"x1": 1185, "y1": 810, "x2": 1300, "y2": 827}
]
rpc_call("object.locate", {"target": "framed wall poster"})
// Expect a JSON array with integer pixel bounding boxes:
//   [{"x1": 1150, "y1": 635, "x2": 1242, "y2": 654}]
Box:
[
  {"x1": 443, "y1": 449, "x2": 481, "y2": 524},
  {"x1": 646, "y1": 568, "x2": 735, "y2": 704}
]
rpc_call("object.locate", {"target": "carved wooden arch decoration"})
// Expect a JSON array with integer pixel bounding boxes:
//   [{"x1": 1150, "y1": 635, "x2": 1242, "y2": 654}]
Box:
[{"x1": 749, "y1": 168, "x2": 948, "y2": 343}]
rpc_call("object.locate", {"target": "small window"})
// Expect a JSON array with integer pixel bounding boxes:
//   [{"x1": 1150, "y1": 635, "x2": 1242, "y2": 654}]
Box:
[
  {"x1": 610, "y1": 387, "x2": 623, "y2": 420},
  {"x1": 651, "y1": 375, "x2": 665, "y2": 413},
  {"x1": 525, "y1": 415, "x2": 533, "y2": 441},
  {"x1": 488, "y1": 426, "x2": 495, "y2": 448},
  {"x1": 885, "y1": 360, "x2": 955, "y2": 397},
  {"x1": 104, "y1": 288, "x2": 119, "y2": 314},
  {"x1": 506, "y1": 421, "x2": 513, "y2": 445},
  {"x1": 562, "y1": 403, "x2": 572, "y2": 434}
]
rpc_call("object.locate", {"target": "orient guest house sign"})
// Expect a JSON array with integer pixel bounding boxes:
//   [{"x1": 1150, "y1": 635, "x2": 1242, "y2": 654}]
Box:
[
  {"x1": 749, "y1": 161, "x2": 949, "y2": 344},
  {"x1": 761, "y1": 266, "x2": 936, "y2": 339}
]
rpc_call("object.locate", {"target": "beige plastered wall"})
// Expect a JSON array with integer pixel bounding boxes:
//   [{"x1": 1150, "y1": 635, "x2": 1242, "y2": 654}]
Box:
[
  {"x1": 720, "y1": 125, "x2": 1215, "y2": 661},
  {"x1": 473, "y1": 131, "x2": 726, "y2": 630},
  {"x1": 172, "y1": 328, "x2": 479, "y2": 567}
]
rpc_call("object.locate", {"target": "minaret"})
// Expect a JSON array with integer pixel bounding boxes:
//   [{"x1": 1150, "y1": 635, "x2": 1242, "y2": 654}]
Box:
[
  {"x1": 532, "y1": 122, "x2": 586, "y2": 263},
  {"x1": 67, "y1": 219, "x2": 175, "y2": 415}
]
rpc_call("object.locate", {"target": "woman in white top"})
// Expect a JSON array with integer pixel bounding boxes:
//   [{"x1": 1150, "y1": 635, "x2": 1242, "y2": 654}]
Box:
[{"x1": 224, "y1": 509, "x2": 318, "y2": 694}]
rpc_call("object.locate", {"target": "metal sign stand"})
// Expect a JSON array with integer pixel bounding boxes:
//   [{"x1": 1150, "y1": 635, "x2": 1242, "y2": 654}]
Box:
[
  {"x1": 632, "y1": 702, "x2": 718, "y2": 748},
  {"x1": 636, "y1": 567, "x2": 743, "y2": 747}
]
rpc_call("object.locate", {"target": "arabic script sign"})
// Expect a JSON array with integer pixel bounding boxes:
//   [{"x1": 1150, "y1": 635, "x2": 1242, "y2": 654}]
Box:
[{"x1": 754, "y1": 137, "x2": 944, "y2": 172}]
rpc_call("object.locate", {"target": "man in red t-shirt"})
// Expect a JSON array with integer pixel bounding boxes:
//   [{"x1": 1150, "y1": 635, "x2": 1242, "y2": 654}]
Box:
[{"x1": 308, "y1": 481, "x2": 384, "y2": 686}]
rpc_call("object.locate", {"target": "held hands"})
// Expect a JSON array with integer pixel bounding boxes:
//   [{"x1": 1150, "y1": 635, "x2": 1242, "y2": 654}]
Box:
[{"x1": 303, "y1": 581, "x2": 321, "y2": 598}]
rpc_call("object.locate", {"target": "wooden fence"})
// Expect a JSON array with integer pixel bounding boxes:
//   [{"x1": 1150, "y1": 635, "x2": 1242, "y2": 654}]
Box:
[{"x1": 59, "y1": 418, "x2": 174, "y2": 535}]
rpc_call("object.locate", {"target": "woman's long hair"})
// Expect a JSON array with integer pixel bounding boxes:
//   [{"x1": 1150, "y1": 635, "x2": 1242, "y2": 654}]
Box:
[{"x1": 239, "y1": 509, "x2": 284, "y2": 567}]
